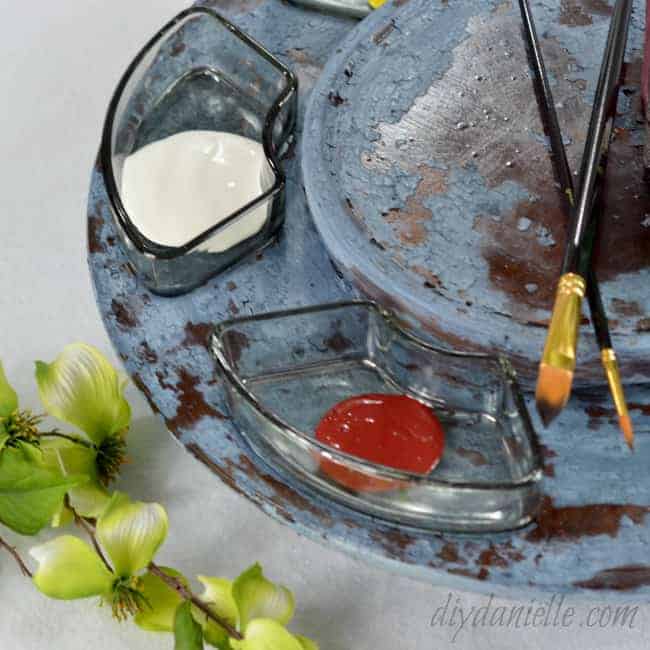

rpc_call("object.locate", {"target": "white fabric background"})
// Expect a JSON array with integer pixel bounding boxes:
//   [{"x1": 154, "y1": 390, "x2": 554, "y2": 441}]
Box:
[{"x1": 0, "y1": 1, "x2": 648, "y2": 647}]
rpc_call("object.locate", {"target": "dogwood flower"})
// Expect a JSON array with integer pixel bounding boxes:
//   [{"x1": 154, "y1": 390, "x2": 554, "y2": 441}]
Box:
[
  {"x1": 135, "y1": 562, "x2": 317, "y2": 649},
  {"x1": 0, "y1": 360, "x2": 39, "y2": 452},
  {"x1": 35, "y1": 343, "x2": 131, "y2": 517},
  {"x1": 30, "y1": 492, "x2": 168, "y2": 620},
  {"x1": 0, "y1": 361, "x2": 84, "y2": 535}
]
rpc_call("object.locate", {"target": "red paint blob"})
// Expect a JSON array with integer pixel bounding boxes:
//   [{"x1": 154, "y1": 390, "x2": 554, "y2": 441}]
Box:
[{"x1": 315, "y1": 393, "x2": 445, "y2": 492}]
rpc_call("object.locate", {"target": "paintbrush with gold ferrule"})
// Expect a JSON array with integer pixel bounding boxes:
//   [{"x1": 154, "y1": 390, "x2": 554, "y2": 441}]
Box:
[
  {"x1": 516, "y1": 0, "x2": 634, "y2": 447},
  {"x1": 531, "y1": 0, "x2": 632, "y2": 427},
  {"x1": 579, "y1": 213, "x2": 634, "y2": 448}
]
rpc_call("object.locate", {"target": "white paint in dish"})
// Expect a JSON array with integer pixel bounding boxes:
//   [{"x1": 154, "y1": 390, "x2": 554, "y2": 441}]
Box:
[{"x1": 121, "y1": 130, "x2": 274, "y2": 253}]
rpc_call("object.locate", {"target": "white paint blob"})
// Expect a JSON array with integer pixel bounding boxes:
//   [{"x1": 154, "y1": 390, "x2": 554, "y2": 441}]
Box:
[{"x1": 121, "y1": 130, "x2": 274, "y2": 252}]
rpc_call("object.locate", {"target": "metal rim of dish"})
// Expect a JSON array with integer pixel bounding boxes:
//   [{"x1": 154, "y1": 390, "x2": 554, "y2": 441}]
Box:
[{"x1": 286, "y1": 0, "x2": 371, "y2": 19}]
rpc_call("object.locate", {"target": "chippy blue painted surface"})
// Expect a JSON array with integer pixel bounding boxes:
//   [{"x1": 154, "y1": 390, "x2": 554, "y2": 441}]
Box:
[
  {"x1": 303, "y1": 0, "x2": 650, "y2": 389},
  {"x1": 89, "y1": 0, "x2": 650, "y2": 598}
]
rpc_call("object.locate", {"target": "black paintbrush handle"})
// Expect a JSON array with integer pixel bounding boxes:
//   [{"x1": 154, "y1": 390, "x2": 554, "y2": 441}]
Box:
[
  {"x1": 579, "y1": 216, "x2": 612, "y2": 349},
  {"x1": 562, "y1": 0, "x2": 632, "y2": 274},
  {"x1": 516, "y1": 0, "x2": 612, "y2": 350}
]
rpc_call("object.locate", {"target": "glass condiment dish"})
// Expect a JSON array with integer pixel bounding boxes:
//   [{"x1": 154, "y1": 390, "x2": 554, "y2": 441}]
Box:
[
  {"x1": 100, "y1": 7, "x2": 298, "y2": 295},
  {"x1": 212, "y1": 300, "x2": 543, "y2": 533}
]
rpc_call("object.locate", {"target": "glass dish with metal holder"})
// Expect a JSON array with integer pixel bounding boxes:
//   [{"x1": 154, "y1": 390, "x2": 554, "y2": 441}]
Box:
[
  {"x1": 287, "y1": 0, "x2": 371, "y2": 19},
  {"x1": 212, "y1": 300, "x2": 543, "y2": 533},
  {"x1": 100, "y1": 7, "x2": 298, "y2": 296}
]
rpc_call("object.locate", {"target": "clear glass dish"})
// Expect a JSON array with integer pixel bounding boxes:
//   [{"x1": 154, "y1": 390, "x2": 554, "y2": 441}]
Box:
[
  {"x1": 212, "y1": 301, "x2": 543, "y2": 533},
  {"x1": 100, "y1": 7, "x2": 298, "y2": 295},
  {"x1": 287, "y1": 0, "x2": 371, "y2": 18}
]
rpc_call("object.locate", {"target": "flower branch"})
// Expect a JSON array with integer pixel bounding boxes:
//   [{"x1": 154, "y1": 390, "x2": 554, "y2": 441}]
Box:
[
  {"x1": 38, "y1": 430, "x2": 95, "y2": 449},
  {"x1": 0, "y1": 535, "x2": 32, "y2": 578},
  {"x1": 69, "y1": 502, "x2": 113, "y2": 574},
  {"x1": 147, "y1": 562, "x2": 244, "y2": 641}
]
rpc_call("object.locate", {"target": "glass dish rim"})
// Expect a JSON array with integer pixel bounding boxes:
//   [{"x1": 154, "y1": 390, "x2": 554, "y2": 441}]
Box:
[
  {"x1": 100, "y1": 6, "x2": 299, "y2": 260},
  {"x1": 211, "y1": 299, "x2": 544, "y2": 490}
]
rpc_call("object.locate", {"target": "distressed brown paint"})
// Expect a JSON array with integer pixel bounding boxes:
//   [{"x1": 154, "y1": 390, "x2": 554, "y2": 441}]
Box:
[
  {"x1": 166, "y1": 368, "x2": 227, "y2": 429},
  {"x1": 574, "y1": 564, "x2": 650, "y2": 590},
  {"x1": 183, "y1": 322, "x2": 214, "y2": 348},
  {"x1": 527, "y1": 496, "x2": 649, "y2": 542}
]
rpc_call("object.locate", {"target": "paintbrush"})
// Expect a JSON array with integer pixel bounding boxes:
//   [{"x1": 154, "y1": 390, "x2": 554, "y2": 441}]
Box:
[
  {"x1": 643, "y1": 0, "x2": 650, "y2": 176},
  {"x1": 579, "y1": 203, "x2": 634, "y2": 448},
  {"x1": 516, "y1": 0, "x2": 634, "y2": 447},
  {"x1": 529, "y1": 0, "x2": 632, "y2": 427}
]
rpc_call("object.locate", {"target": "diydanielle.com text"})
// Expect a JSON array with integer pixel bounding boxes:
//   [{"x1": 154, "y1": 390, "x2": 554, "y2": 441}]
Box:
[{"x1": 430, "y1": 593, "x2": 638, "y2": 642}]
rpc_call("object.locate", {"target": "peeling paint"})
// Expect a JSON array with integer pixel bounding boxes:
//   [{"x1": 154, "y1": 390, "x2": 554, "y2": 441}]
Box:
[
  {"x1": 574, "y1": 564, "x2": 650, "y2": 590},
  {"x1": 303, "y1": 0, "x2": 650, "y2": 388},
  {"x1": 166, "y1": 368, "x2": 228, "y2": 429},
  {"x1": 526, "y1": 497, "x2": 649, "y2": 542}
]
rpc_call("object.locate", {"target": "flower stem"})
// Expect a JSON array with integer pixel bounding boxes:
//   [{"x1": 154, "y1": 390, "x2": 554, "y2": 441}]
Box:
[
  {"x1": 68, "y1": 503, "x2": 113, "y2": 573},
  {"x1": 147, "y1": 562, "x2": 243, "y2": 641},
  {"x1": 38, "y1": 431, "x2": 95, "y2": 449},
  {"x1": 0, "y1": 535, "x2": 32, "y2": 578}
]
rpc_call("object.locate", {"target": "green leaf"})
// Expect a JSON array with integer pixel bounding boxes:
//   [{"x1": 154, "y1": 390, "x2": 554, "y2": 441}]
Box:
[
  {"x1": 196, "y1": 576, "x2": 238, "y2": 648},
  {"x1": 97, "y1": 492, "x2": 168, "y2": 577},
  {"x1": 295, "y1": 636, "x2": 319, "y2": 650},
  {"x1": 35, "y1": 343, "x2": 131, "y2": 444},
  {"x1": 30, "y1": 535, "x2": 114, "y2": 599},
  {"x1": 231, "y1": 620, "x2": 303, "y2": 650},
  {"x1": 174, "y1": 601, "x2": 204, "y2": 650},
  {"x1": 232, "y1": 564, "x2": 295, "y2": 630},
  {"x1": 0, "y1": 446, "x2": 85, "y2": 535},
  {"x1": 135, "y1": 567, "x2": 188, "y2": 632},
  {"x1": 0, "y1": 361, "x2": 18, "y2": 417},
  {"x1": 0, "y1": 433, "x2": 9, "y2": 453},
  {"x1": 40, "y1": 438, "x2": 110, "y2": 518}
]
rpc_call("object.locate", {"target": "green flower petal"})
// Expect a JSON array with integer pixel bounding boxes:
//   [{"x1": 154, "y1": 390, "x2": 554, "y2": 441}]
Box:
[
  {"x1": 198, "y1": 576, "x2": 238, "y2": 626},
  {"x1": 0, "y1": 433, "x2": 9, "y2": 452},
  {"x1": 35, "y1": 343, "x2": 131, "y2": 444},
  {"x1": 196, "y1": 576, "x2": 238, "y2": 647},
  {"x1": 40, "y1": 438, "x2": 110, "y2": 518},
  {"x1": 97, "y1": 492, "x2": 168, "y2": 577},
  {"x1": 30, "y1": 535, "x2": 114, "y2": 599},
  {"x1": 50, "y1": 499, "x2": 74, "y2": 528},
  {"x1": 40, "y1": 437, "x2": 96, "y2": 475},
  {"x1": 231, "y1": 620, "x2": 303, "y2": 650},
  {"x1": 68, "y1": 483, "x2": 111, "y2": 519},
  {"x1": 232, "y1": 564, "x2": 295, "y2": 630},
  {"x1": 295, "y1": 636, "x2": 319, "y2": 650},
  {"x1": 0, "y1": 361, "x2": 18, "y2": 418},
  {"x1": 200, "y1": 625, "x2": 231, "y2": 650},
  {"x1": 134, "y1": 567, "x2": 188, "y2": 632}
]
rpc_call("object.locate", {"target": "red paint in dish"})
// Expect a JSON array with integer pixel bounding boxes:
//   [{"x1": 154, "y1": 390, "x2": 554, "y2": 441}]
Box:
[{"x1": 315, "y1": 393, "x2": 445, "y2": 492}]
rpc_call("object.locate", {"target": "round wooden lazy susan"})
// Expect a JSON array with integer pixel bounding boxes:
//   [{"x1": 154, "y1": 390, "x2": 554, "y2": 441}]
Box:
[{"x1": 88, "y1": 0, "x2": 650, "y2": 598}]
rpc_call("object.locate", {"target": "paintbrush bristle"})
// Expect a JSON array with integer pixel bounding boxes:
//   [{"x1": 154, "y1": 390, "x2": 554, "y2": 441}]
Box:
[
  {"x1": 535, "y1": 363, "x2": 573, "y2": 427},
  {"x1": 619, "y1": 414, "x2": 635, "y2": 451}
]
